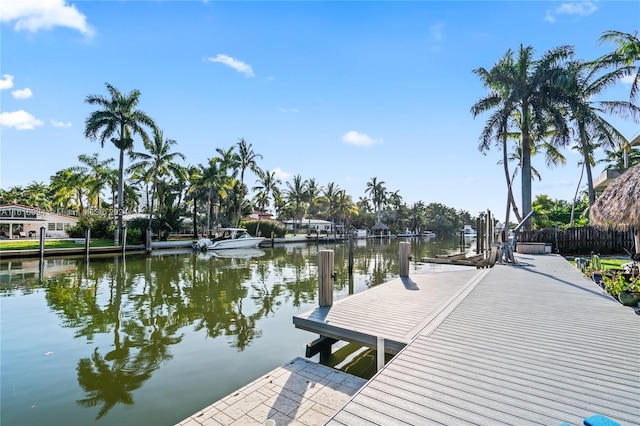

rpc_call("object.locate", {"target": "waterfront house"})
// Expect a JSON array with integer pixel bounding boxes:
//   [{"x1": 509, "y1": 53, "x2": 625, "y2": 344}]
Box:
[{"x1": 0, "y1": 204, "x2": 78, "y2": 239}]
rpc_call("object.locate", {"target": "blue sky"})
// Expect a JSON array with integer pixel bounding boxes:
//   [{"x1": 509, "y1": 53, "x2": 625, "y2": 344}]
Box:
[{"x1": 1, "y1": 0, "x2": 638, "y2": 220}]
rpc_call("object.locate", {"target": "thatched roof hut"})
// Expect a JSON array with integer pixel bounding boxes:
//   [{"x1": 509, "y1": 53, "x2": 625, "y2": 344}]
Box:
[
  {"x1": 371, "y1": 222, "x2": 390, "y2": 236},
  {"x1": 590, "y1": 164, "x2": 640, "y2": 253}
]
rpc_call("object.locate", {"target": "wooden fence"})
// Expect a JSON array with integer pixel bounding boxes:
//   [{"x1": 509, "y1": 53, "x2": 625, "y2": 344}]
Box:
[{"x1": 518, "y1": 226, "x2": 636, "y2": 256}]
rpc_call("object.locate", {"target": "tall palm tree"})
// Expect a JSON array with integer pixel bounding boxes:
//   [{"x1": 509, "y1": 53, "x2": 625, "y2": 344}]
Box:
[
  {"x1": 84, "y1": 83, "x2": 156, "y2": 244},
  {"x1": 365, "y1": 177, "x2": 387, "y2": 223},
  {"x1": 597, "y1": 30, "x2": 640, "y2": 103},
  {"x1": 75, "y1": 153, "x2": 115, "y2": 211},
  {"x1": 50, "y1": 168, "x2": 86, "y2": 214},
  {"x1": 471, "y1": 45, "x2": 574, "y2": 230},
  {"x1": 232, "y1": 138, "x2": 263, "y2": 226},
  {"x1": 285, "y1": 175, "x2": 307, "y2": 234},
  {"x1": 321, "y1": 182, "x2": 341, "y2": 221},
  {"x1": 305, "y1": 178, "x2": 322, "y2": 231},
  {"x1": 561, "y1": 58, "x2": 637, "y2": 207},
  {"x1": 128, "y1": 128, "x2": 186, "y2": 227},
  {"x1": 252, "y1": 169, "x2": 281, "y2": 213}
]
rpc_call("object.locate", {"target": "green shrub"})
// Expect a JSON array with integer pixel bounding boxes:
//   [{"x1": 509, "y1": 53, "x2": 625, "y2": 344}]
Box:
[
  {"x1": 240, "y1": 219, "x2": 286, "y2": 238},
  {"x1": 125, "y1": 228, "x2": 142, "y2": 245},
  {"x1": 67, "y1": 215, "x2": 115, "y2": 239}
]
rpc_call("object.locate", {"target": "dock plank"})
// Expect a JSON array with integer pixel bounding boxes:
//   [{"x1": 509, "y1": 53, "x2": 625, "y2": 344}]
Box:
[{"x1": 325, "y1": 254, "x2": 640, "y2": 425}]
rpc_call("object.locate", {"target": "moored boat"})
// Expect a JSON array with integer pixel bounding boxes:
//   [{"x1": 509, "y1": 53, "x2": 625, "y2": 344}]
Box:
[{"x1": 193, "y1": 228, "x2": 265, "y2": 251}]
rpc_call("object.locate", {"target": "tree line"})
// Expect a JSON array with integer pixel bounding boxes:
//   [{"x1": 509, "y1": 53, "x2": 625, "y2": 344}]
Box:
[{"x1": 1, "y1": 30, "x2": 638, "y2": 241}]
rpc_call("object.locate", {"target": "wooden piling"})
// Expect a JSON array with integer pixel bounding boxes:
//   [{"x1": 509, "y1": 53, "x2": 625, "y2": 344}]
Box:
[
  {"x1": 145, "y1": 227, "x2": 152, "y2": 254},
  {"x1": 399, "y1": 241, "x2": 410, "y2": 277},
  {"x1": 39, "y1": 226, "x2": 45, "y2": 263},
  {"x1": 85, "y1": 229, "x2": 91, "y2": 258},
  {"x1": 122, "y1": 226, "x2": 127, "y2": 255},
  {"x1": 348, "y1": 236, "x2": 354, "y2": 276},
  {"x1": 377, "y1": 336, "x2": 385, "y2": 371},
  {"x1": 318, "y1": 250, "x2": 334, "y2": 307}
]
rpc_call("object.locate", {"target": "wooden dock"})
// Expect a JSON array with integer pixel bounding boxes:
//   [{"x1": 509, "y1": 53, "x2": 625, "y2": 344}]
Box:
[
  {"x1": 294, "y1": 267, "x2": 490, "y2": 353},
  {"x1": 322, "y1": 254, "x2": 640, "y2": 425},
  {"x1": 175, "y1": 357, "x2": 366, "y2": 426}
]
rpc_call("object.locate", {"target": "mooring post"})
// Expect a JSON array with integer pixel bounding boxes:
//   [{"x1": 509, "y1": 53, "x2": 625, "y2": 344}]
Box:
[
  {"x1": 122, "y1": 225, "x2": 127, "y2": 256},
  {"x1": 348, "y1": 235, "x2": 354, "y2": 276},
  {"x1": 318, "y1": 250, "x2": 334, "y2": 307},
  {"x1": 377, "y1": 336, "x2": 385, "y2": 371},
  {"x1": 39, "y1": 226, "x2": 46, "y2": 264},
  {"x1": 145, "y1": 227, "x2": 152, "y2": 254},
  {"x1": 85, "y1": 228, "x2": 91, "y2": 259},
  {"x1": 399, "y1": 241, "x2": 411, "y2": 277},
  {"x1": 271, "y1": 232, "x2": 275, "y2": 248}
]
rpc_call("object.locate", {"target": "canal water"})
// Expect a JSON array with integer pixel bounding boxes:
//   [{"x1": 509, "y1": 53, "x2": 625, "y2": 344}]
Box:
[{"x1": 1, "y1": 236, "x2": 470, "y2": 425}]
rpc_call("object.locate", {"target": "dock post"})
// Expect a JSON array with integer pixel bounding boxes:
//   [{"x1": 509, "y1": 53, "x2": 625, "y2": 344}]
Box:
[
  {"x1": 377, "y1": 336, "x2": 385, "y2": 371},
  {"x1": 85, "y1": 228, "x2": 91, "y2": 259},
  {"x1": 39, "y1": 226, "x2": 45, "y2": 264},
  {"x1": 145, "y1": 227, "x2": 152, "y2": 254},
  {"x1": 318, "y1": 250, "x2": 334, "y2": 307},
  {"x1": 348, "y1": 236, "x2": 354, "y2": 276},
  {"x1": 271, "y1": 232, "x2": 274, "y2": 248},
  {"x1": 399, "y1": 241, "x2": 410, "y2": 277},
  {"x1": 122, "y1": 225, "x2": 127, "y2": 256}
]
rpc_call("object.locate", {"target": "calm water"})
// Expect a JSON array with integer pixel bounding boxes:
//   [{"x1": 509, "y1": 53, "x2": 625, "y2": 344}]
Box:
[{"x1": 1, "y1": 236, "x2": 468, "y2": 425}]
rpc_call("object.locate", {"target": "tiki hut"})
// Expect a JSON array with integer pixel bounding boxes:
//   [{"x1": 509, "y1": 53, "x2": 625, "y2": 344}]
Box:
[
  {"x1": 590, "y1": 164, "x2": 640, "y2": 254},
  {"x1": 371, "y1": 222, "x2": 390, "y2": 238}
]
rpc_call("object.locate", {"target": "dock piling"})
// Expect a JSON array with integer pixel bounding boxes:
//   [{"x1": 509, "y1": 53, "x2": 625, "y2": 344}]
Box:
[
  {"x1": 377, "y1": 336, "x2": 385, "y2": 371},
  {"x1": 399, "y1": 241, "x2": 411, "y2": 277},
  {"x1": 318, "y1": 250, "x2": 334, "y2": 307},
  {"x1": 39, "y1": 226, "x2": 45, "y2": 264},
  {"x1": 85, "y1": 229, "x2": 91, "y2": 259}
]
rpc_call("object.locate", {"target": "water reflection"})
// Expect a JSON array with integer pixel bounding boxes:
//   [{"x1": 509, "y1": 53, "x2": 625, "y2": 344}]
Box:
[{"x1": 0, "y1": 236, "x2": 468, "y2": 424}]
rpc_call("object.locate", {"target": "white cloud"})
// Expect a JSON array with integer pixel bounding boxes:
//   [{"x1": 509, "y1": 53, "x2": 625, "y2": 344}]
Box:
[
  {"x1": 546, "y1": 1, "x2": 597, "y2": 23},
  {"x1": 0, "y1": 110, "x2": 44, "y2": 130},
  {"x1": 273, "y1": 167, "x2": 291, "y2": 181},
  {"x1": 51, "y1": 119, "x2": 71, "y2": 128},
  {"x1": 342, "y1": 130, "x2": 381, "y2": 147},
  {"x1": 0, "y1": 0, "x2": 95, "y2": 37},
  {"x1": 0, "y1": 74, "x2": 14, "y2": 90},
  {"x1": 12, "y1": 87, "x2": 33, "y2": 99},
  {"x1": 206, "y1": 54, "x2": 255, "y2": 77},
  {"x1": 430, "y1": 22, "x2": 445, "y2": 41},
  {"x1": 556, "y1": 1, "x2": 597, "y2": 16}
]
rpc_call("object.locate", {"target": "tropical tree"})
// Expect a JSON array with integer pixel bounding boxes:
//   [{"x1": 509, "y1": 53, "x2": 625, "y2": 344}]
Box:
[
  {"x1": 50, "y1": 168, "x2": 86, "y2": 214},
  {"x1": 472, "y1": 45, "x2": 574, "y2": 230},
  {"x1": 84, "y1": 83, "x2": 156, "y2": 244},
  {"x1": 232, "y1": 138, "x2": 263, "y2": 226},
  {"x1": 365, "y1": 177, "x2": 387, "y2": 223},
  {"x1": 305, "y1": 178, "x2": 322, "y2": 231},
  {"x1": 252, "y1": 169, "x2": 281, "y2": 213},
  {"x1": 128, "y1": 128, "x2": 186, "y2": 227},
  {"x1": 597, "y1": 30, "x2": 640, "y2": 103},
  {"x1": 285, "y1": 175, "x2": 307, "y2": 234},
  {"x1": 561, "y1": 58, "x2": 637, "y2": 207},
  {"x1": 320, "y1": 182, "x2": 341, "y2": 222},
  {"x1": 74, "y1": 153, "x2": 115, "y2": 211}
]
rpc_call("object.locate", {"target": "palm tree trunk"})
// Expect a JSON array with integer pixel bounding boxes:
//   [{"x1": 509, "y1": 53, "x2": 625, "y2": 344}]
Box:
[
  {"x1": 192, "y1": 198, "x2": 198, "y2": 238},
  {"x1": 521, "y1": 110, "x2": 533, "y2": 231}
]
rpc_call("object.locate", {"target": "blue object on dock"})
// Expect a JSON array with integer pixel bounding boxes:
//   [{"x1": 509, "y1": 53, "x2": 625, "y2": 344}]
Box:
[{"x1": 583, "y1": 414, "x2": 621, "y2": 426}]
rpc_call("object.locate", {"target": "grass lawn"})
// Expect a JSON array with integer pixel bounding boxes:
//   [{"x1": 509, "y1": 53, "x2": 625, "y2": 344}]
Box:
[
  {"x1": 568, "y1": 256, "x2": 630, "y2": 271},
  {"x1": 0, "y1": 239, "x2": 115, "y2": 250}
]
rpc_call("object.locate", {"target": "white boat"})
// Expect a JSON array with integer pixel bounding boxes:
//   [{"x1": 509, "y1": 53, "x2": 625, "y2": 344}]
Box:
[
  {"x1": 461, "y1": 225, "x2": 477, "y2": 237},
  {"x1": 193, "y1": 228, "x2": 265, "y2": 251},
  {"x1": 196, "y1": 247, "x2": 265, "y2": 260}
]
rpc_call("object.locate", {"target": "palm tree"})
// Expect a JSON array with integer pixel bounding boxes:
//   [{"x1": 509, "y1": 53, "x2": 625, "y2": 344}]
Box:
[
  {"x1": 252, "y1": 169, "x2": 281, "y2": 213},
  {"x1": 321, "y1": 182, "x2": 341, "y2": 222},
  {"x1": 471, "y1": 45, "x2": 574, "y2": 230},
  {"x1": 561, "y1": 58, "x2": 637, "y2": 207},
  {"x1": 285, "y1": 175, "x2": 307, "y2": 234},
  {"x1": 305, "y1": 178, "x2": 322, "y2": 232},
  {"x1": 128, "y1": 128, "x2": 186, "y2": 227},
  {"x1": 597, "y1": 30, "x2": 640, "y2": 103},
  {"x1": 84, "y1": 83, "x2": 156, "y2": 244},
  {"x1": 75, "y1": 153, "x2": 115, "y2": 211},
  {"x1": 50, "y1": 168, "x2": 86, "y2": 214},
  {"x1": 232, "y1": 138, "x2": 263, "y2": 226},
  {"x1": 365, "y1": 177, "x2": 387, "y2": 223}
]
